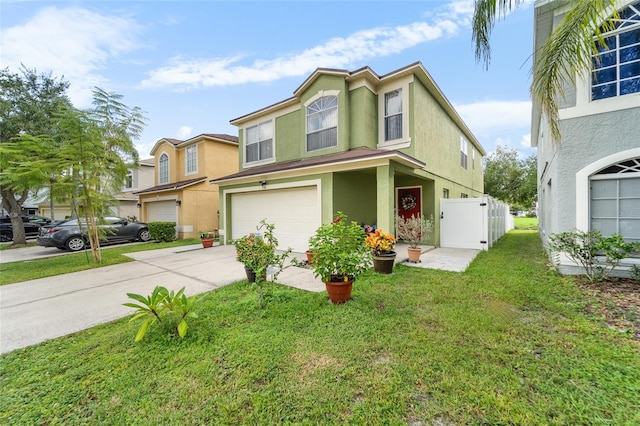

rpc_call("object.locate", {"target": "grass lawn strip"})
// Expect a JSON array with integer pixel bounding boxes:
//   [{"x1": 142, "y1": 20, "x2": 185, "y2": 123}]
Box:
[
  {"x1": 0, "y1": 239, "x2": 201, "y2": 285},
  {"x1": 1, "y1": 231, "x2": 639, "y2": 424}
]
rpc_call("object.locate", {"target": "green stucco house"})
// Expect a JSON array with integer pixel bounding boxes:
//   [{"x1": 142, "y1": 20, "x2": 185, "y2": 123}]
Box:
[{"x1": 212, "y1": 62, "x2": 485, "y2": 253}]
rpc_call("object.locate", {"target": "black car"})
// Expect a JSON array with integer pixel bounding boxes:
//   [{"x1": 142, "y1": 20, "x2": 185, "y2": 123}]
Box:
[
  {"x1": 37, "y1": 217, "x2": 151, "y2": 251},
  {"x1": 0, "y1": 215, "x2": 52, "y2": 242}
]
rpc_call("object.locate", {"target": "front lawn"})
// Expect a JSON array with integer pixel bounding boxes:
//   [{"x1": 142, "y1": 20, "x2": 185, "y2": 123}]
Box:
[
  {"x1": 1, "y1": 231, "x2": 639, "y2": 425},
  {"x1": 0, "y1": 239, "x2": 200, "y2": 285}
]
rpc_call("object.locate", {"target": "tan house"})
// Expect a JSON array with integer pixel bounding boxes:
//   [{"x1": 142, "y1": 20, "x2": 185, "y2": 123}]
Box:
[{"x1": 136, "y1": 133, "x2": 239, "y2": 239}]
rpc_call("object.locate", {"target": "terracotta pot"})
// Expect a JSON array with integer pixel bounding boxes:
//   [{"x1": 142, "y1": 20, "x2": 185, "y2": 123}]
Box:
[
  {"x1": 305, "y1": 250, "x2": 315, "y2": 263},
  {"x1": 373, "y1": 251, "x2": 396, "y2": 274},
  {"x1": 324, "y1": 279, "x2": 354, "y2": 304},
  {"x1": 201, "y1": 238, "x2": 214, "y2": 248},
  {"x1": 407, "y1": 247, "x2": 422, "y2": 263}
]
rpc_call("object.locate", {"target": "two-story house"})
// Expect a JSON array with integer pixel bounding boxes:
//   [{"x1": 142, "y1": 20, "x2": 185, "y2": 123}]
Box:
[
  {"x1": 37, "y1": 158, "x2": 155, "y2": 220},
  {"x1": 136, "y1": 133, "x2": 239, "y2": 239},
  {"x1": 111, "y1": 157, "x2": 155, "y2": 219},
  {"x1": 533, "y1": 0, "x2": 640, "y2": 274},
  {"x1": 212, "y1": 62, "x2": 485, "y2": 253}
]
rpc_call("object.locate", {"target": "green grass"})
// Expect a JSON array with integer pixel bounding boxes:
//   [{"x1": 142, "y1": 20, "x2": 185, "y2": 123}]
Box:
[
  {"x1": 1, "y1": 231, "x2": 639, "y2": 425},
  {"x1": 0, "y1": 239, "x2": 200, "y2": 285},
  {"x1": 514, "y1": 216, "x2": 538, "y2": 230}
]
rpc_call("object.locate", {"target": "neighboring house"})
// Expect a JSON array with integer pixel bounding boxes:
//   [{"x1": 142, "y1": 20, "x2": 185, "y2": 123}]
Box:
[
  {"x1": 110, "y1": 157, "x2": 155, "y2": 219},
  {"x1": 37, "y1": 159, "x2": 155, "y2": 220},
  {"x1": 532, "y1": 0, "x2": 640, "y2": 273},
  {"x1": 212, "y1": 62, "x2": 485, "y2": 253},
  {"x1": 136, "y1": 133, "x2": 239, "y2": 239}
]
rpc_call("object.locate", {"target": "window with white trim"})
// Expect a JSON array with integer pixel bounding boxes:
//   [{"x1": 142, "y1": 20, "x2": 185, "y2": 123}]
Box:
[
  {"x1": 186, "y1": 145, "x2": 197, "y2": 175},
  {"x1": 472, "y1": 149, "x2": 476, "y2": 169},
  {"x1": 460, "y1": 137, "x2": 468, "y2": 169},
  {"x1": 159, "y1": 153, "x2": 169, "y2": 184},
  {"x1": 384, "y1": 89, "x2": 403, "y2": 141},
  {"x1": 591, "y1": 1, "x2": 640, "y2": 100},
  {"x1": 590, "y1": 157, "x2": 640, "y2": 243},
  {"x1": 245, "y1": 120, "x2": 273, "y2": 163},
  {"x1": 124, "y1": 171, "x2": 133, "y2": 189},
  {"x1": 306, "y1": 96, "x2": 337, "y2": 151},
  {"x1": 443, "y1": 189, "x2": 449, "y2": 199}
]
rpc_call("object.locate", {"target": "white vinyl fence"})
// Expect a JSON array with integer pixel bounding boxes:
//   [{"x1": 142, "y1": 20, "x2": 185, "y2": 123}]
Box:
[{"x1": 440, "y1": 195, "x2": 514, "y2": 250}]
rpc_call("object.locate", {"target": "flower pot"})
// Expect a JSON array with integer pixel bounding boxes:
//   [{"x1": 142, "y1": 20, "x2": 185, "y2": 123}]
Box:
[
  {"x1": 373, "y1": 251, "x2": 396, "y2": 274},
  {"x1": 407, "y1": 247, "x2": 422, "y2": 263},
  {"x1": 201, "y1": 238, "x2": 214, "y2": 248},
  {"x1": 305, "y1": 250, "x2": 315, "y2": 264},
  {"x1": 244, "y1": 267, "x2": 265, "y2": 283},
  {"x1": 325, "y1": 279, "x2": 354, "y2": 304}
]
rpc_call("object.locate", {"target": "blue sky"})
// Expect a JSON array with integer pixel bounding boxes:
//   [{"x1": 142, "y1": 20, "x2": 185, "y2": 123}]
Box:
[{"x1": 1, "y1": 0, "x2": 535, "y2": 160}]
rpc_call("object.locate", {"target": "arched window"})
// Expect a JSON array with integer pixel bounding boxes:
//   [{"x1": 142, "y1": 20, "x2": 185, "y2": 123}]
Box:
[
  {"x1": 306, "y1": 95, "x2": 337, "y2": 151},
  {"x1": 590, "y1": 157, "x2": 640, "y2": 243},
  {"x1": 159, "y1": 153, "x2": 169, "y2": 184},
  {"x1": 591, "y1": 1, "x2": 640, "y2": 100}
]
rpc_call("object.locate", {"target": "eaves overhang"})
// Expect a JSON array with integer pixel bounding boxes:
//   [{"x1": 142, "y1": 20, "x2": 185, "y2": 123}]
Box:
[
  {"x1": 210, "y1": 148, "x2": 425, "y2": 186},
  {"x1": 134, "y1": 177, "x2": 207, "y2": 195}
]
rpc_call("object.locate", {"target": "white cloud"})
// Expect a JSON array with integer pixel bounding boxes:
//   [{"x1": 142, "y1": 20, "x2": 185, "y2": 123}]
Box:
[
  {"x1": 177, "y1": 126, "x2": 192, "y2": 140},
  {"x1": 0, "y1": 7, "x2": 142, "y2": 107},
  {"x1": 455, "y1": 100, "x2": 532, "y2": 135},
  {"x1": 142, "y1": 14, "x2": 461, "y2": 89},
  {"x1": 520, "y1": 133, "x2": 531, "y2": 148}
]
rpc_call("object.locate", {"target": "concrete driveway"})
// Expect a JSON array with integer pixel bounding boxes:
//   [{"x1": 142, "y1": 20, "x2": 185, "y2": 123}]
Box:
[{"x1": 0, "y1": 243, "x2": 478, "y2": 354}]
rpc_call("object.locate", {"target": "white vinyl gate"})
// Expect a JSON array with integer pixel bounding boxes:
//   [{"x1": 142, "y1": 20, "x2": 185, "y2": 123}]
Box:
[{"x1": 440, "y1": 195, "x2": 513, "y2": 250}]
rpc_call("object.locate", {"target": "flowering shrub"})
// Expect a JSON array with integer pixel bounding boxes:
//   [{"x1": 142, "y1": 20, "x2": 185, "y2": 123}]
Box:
[
  {"x1": 365, "y1": 229, "x2": 396, "y2": 256},
  {"x1": 232, "y1": 220, "x2": 291, "y2": 282},
  {"x1": 308, "y1": 212, "x2": 372, "y2": 282},
  {"x1": 395, "y1": 214, "x2": 434, "y2": 248}
]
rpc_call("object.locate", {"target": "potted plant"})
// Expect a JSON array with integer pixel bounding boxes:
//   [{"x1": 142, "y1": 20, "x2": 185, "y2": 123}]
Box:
[
  {"x1": 395, "y1": 214, "x2": 434, "y2": 263},
  {"x1": 308, "y1": 212, "x2": 372, "y2": 304},
  {"x1": 365, "y1": 228, "x2": 396, "y2": 274},
  {"x1": 199, "y1": 230, "x2": 216, "y2": 248}
]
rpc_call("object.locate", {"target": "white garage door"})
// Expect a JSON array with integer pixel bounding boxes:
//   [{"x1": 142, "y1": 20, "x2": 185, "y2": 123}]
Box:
[
  {"x1": 231, "y1": 186, "x2": 320, "y2": 253},
  {"x1": 147, "y1": 200, "x2": 177, "y2": 223}
]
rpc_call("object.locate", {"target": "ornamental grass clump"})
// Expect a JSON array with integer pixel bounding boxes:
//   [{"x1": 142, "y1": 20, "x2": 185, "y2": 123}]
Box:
[
  {"x1": 365, "y1": 229, "x2": 396, "y2": 256},
  {"x1": 308, "y1": 212, "x2": 372, "y2": 283}
]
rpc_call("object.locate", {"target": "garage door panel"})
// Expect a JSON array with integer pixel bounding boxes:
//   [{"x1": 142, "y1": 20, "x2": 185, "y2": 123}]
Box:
[
  {"x1": 147, "y1": 201, "x2": 177, "y2": 223},
  {"x1": 231, "y1": 187, "x2": 319, "y2": 253}
]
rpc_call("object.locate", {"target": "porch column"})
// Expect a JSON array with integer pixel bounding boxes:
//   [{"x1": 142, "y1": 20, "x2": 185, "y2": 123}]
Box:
[{"x1": 376, "y1": 165, "x2": 395, "y2": 234}]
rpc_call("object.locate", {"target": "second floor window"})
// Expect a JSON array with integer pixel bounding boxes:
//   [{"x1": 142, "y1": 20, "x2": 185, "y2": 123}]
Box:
[
  {"x1": 591, "y1": 1, "x2": 640, "y2": 100},
  {"x1": 384, "y1": 89, "x2": 403, "y2": 141},
  {"x1": 306, "y1": 96, "x2": 337, "y2": 151},
  {"x1": 460, "y1": 137, "x2": 468, "y2": 169},
  {"x1": 159, "y1": 153, "x2": 169, "y2": 184},
  {"x1": 186, "y1": 145, "x2": 197, "y2": 174},
  {"x1": 124, "y1": 171, "x2": 133, "y2": 189},
  {"x1": 245, "y1": 120, "x2": 273, "y2": 163}
]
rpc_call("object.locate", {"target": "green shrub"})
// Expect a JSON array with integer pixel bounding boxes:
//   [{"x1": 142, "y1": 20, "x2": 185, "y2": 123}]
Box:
[
  {"x1": 124, "y1": 286, "x2": 199, "y2": 341},
  {"x1": 549, "y1": 230, "x2": 640, "y2": 282},
  {"x1": 148, "y1": 222, "x2": 176, "y2": 242}
]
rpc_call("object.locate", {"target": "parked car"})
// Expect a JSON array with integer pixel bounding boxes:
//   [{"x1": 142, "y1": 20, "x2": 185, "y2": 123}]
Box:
[
  {"x1": 0, "y1": 215, "x2": 52, "y2": 242},
  {"x1": 37, "y1": 217, "x2": 151, "y2": 251}
]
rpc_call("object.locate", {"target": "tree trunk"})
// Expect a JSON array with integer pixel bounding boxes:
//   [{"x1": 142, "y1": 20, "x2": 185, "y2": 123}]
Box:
[{"x1": 0, "y1": 187, "x2": 28, "y2": 245}]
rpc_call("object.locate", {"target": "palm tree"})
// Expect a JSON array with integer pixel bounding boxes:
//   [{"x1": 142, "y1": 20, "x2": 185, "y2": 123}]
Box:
[{"x1": 472, "y1": 0, "x2": 619, "y2": 142}]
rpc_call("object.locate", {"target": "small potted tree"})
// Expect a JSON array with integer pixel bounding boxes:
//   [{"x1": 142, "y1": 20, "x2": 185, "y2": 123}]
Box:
[
  {"x1": 395, "y1": 214, "x2": 434, "y2": 263},
  {"x1": 365, "y1": 228, "x2": 396, "y2": 274},
  {"x1": 232, "y1": 220, "x2": 292, "y2": 307},
  {"x1": 308, "y1": 212, "x2": 372, "y2": 304},
  {"x1": 199, "y1": 230, "x2": 216, "y2": 248}
]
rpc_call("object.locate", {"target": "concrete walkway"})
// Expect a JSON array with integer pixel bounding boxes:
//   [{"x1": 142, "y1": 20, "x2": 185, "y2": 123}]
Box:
[{"x1": 0, "y1": 243, "x2": 478, "y2": 354}]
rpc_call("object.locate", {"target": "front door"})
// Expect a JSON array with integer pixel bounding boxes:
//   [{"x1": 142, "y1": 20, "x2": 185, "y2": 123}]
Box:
[{"x1": 396, "y1": 186, "x2": 422, "y2": 221}]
